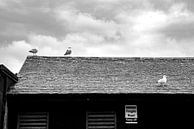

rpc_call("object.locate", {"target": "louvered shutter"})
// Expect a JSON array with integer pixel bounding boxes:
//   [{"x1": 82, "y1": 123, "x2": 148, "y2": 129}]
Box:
[
  {"x1": 17, "y1": 112, "x2": 48, "y2": 129},
  {"x1": 87, "y1": 112, "x2": 116, "y2": 129}
]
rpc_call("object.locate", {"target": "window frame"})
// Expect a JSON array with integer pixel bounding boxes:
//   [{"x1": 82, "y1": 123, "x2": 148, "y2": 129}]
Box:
[
  {"x1": 17, "y1": 112, "x2": 49, "y2": 129},
  {"x1": 86, "y1": 111, "x2": 116, "y2": 129}
]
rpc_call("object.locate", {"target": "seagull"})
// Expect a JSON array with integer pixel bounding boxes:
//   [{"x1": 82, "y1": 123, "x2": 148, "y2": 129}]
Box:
[
  {"x1": 29, "y1": 48, "x2": 38, "y2": 55},
  {"x1": 64, "y1": 47, "x2": 72, "y2": 56},
  {"x1": 158, "y1": 75, "x2": 167, "y2": 85}
]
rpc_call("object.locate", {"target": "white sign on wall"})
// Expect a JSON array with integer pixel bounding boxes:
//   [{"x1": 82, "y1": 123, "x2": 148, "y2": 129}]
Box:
[{"x1": 125, "y1": 105, "x2": 138, "y2": 124}]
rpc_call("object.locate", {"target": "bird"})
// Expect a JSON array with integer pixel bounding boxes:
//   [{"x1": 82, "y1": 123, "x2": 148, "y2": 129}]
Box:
[
  {"x1": 64, "y1": 47, "x2": 72, "y2": 56},
  {"x1": 158, "y1": 75, "x2": 167, "y2": 85},
  {"x1": 29, "y1": 48, "x2": 38, "y2": 55}
]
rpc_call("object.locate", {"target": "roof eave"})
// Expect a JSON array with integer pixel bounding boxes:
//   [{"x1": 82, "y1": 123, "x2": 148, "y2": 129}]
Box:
[{"x1": 0, "y1": 64, "x2": 18, "y2": 82}]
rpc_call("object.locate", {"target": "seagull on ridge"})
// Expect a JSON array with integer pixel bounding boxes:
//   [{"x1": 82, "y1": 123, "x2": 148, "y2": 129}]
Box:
[
  {"x1": 64, "y1": 47, "x2": 72, "y2": 56},
  {"x1": 29, "y1": 48, "x2": 38, "y2": 55}
]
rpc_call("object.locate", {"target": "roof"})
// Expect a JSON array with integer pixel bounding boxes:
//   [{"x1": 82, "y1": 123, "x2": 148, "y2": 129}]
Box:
[
  {"x1": 0, "y1": 64, "x2": 18, "y2": 82},
  {"x1": 8, "y1": 56, "x2": 194, "y2": 94}
]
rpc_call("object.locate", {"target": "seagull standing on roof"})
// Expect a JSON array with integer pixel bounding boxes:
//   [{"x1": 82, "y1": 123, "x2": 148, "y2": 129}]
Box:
[
  {"x1": 64, "y1": 47, "x2": 72, "y2": 56},
  {"x1": 29, "y1": 48, "x2": 38, "y2": 56},
  {"x1": 158, "y1": 75, "x2": 167, "y2": 85}
]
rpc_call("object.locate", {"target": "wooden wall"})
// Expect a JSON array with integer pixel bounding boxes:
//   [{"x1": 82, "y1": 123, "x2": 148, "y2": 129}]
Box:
[
  {"x1": 0, "y1": 73, "x2": 5, "y2": 129},
  {"x1": 0, "y1": 69, "x2": 17, "y2": 129},
  {"x1": 7, "y1": 94, "x2": 194, "y2": 129}
]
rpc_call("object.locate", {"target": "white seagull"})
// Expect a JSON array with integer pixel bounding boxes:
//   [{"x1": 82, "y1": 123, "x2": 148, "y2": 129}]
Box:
[
  {"x1": 29, "y1": 48, "x2": 38, "y2": 55},
  {"x1": 158, "y1": 75, "x2": 167, "y2": 85},
  {"x1": 64, "y1": 47, "x2": 72, "y2": 56}
]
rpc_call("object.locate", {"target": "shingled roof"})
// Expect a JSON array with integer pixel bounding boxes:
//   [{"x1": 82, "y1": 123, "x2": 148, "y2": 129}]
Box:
[{"x1": 8, "y1": 56, "x2": 194, "y2": 94}]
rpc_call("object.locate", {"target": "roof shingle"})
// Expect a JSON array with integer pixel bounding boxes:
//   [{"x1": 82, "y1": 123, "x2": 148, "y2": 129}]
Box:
[{"x1": 8, "y1": 56, "x2": 194, "y2": 94}]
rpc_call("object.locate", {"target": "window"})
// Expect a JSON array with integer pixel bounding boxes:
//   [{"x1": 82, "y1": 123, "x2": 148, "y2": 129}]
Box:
[
  {"x1": 17, "y1": 112, "x2": 48, "y2": 129},
  {"x1": 86, "y1": 111, "x2": 116, "y2": 129}
]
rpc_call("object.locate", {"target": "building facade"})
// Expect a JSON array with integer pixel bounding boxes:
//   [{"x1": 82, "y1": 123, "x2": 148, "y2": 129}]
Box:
[
  {"x1": 6, "y1": 56, "x2": 194, "y2": 129},
  {"x1": 0, "y1": 65, "x2": 18, "y2": 129}
]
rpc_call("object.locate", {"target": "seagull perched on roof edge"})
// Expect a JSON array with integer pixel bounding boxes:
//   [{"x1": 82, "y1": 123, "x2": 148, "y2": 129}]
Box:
[
  {"x1": 158, "y1": 75, "x2": 167, "y2": 85},
  {"x1": 29, "y1": 48, "x2": 38, "y2": 56},
  {"x1": 64, "y1": 47, "x2": 72, "y2": 56}
]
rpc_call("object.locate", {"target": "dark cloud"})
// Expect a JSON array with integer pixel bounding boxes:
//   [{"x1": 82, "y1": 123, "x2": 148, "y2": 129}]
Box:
[
  {"x1": 160, "y1": 21, "x2": 194, "y2": 41},
  {"x1": 149, "y1": 0, "x2": 194, "y2": 13},
  {"x1": 148, "y1": 0, "x2": 172, "y2": 11},
  {"x1": 0, "y1": 0, "x2": 69, "y2": 44}
]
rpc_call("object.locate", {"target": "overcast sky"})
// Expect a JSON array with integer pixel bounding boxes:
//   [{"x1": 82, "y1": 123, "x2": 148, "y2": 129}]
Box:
[{"x1": 0, "y1": 0, "x2": 194, "y2": 73}]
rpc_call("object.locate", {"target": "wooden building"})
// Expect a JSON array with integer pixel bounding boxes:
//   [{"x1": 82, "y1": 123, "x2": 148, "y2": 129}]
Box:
[
  {"x1": 0, "y1": 65, "x2": 18, "y2": 129},
  {"x1": 6, "y1": 56, "x2": 194, "y2": 129}
]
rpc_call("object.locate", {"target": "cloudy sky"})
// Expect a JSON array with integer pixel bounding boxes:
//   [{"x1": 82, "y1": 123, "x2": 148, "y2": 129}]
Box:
[{"x1": 0, "y1": 0, "x2": 194, "y2": 73}]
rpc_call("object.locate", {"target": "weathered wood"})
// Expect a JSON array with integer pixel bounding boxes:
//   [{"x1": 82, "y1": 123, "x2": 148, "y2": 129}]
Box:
[
  {"x1": 88, "y1": 118, "x2": 115, "y2": 122},
  {"x1": 19, "y1": 119, "x2": 47, "y2": 122},
  {"x1": 88, "y1": 114, "x2": 115, "y2": 118},
  {"x1": 88, "y1": 126, "x2": 115, "y2": 129},
  {"x1": 19, "y1": 115, "x2": 47, "y2": 119},
  {"x1": 19, "y1": 127, "x2": 46, "y2": 129},
  {"x1": 87, "y1": 112, "x2": 116, "y2": 129},
  {"x1": 88, "y1": 122, "x2": 115, "y2": 125},
  {"x1": 18, "y1": 112, "x2": 48, "y2": 129},
  {"x1": 19, "y1": 123, "x2": 47, "y2": 126}
]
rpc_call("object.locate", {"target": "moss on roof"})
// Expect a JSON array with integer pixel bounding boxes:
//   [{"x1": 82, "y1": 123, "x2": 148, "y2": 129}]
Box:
[{"x1": 8, "y1": 56, "x2": 194, "y2": 94}]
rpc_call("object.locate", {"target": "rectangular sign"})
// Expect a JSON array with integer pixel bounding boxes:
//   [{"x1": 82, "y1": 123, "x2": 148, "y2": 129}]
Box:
[{"x1": 125, "y1": 105, "x2": 138, "y2": 124}]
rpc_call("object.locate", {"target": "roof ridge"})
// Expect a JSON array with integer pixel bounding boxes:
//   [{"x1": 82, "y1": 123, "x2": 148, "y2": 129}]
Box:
[{"x1": 26, "y1": 55, "x2": 194, "y2": 59}]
